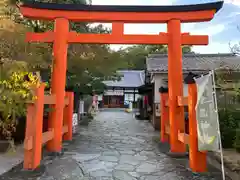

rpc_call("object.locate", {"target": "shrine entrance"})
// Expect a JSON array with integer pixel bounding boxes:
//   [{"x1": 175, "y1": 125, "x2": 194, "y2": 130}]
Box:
[{"x1": 20, "y1": 1, "x2": 223, "y2": 172}]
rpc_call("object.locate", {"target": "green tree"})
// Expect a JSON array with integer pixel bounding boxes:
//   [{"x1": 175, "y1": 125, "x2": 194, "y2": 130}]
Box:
[
  {"x1": 6, "y1": 0, "x2": 90, "y2": 32},
  {"x1": 117, "y1": 45, "x2": 192, "y2": 70},
  {"x1": 66, "y1": 41, "x2": 125, "y2": 95},
  {"x1": 0, "y1": 27, "x2": 52, "y2": 72}
]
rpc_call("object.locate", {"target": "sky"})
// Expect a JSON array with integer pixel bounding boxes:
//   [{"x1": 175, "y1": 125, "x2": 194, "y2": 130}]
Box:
[{"x1": 91, "y1": 0, "x2": 240, "y2": 54}]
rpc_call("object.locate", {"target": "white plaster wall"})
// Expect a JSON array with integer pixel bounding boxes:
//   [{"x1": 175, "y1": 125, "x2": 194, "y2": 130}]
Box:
[
  {"x1": 153, "y1": 73, "x2": 189, "y2": 103},
  {"x1": 153, "y1": 73, "x2": 168, "y2": 103}
]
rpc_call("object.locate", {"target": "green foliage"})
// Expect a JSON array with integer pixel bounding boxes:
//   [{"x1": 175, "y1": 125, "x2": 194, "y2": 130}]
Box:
[
  {"x1": 0, "y1": 60, "x2": 28, "y2": 80},
  {"x1": 65, "y1": 37, "x2": 126, "y2": 95},
  {"x1": 0, "y1": 28, "x2": 52, "y2": 72},
  {"x1": 234, "y1": 128, "x2": 240, "y2": 153},
  {"x1": 117, "y1": 45, "x2": 192, "y2": 70},
  {"x1": 0, "y1": 71, "x2": 40, "y2": 140},
  {"x1": 6, "y1": 0, "x2": 91, "y2": 33},
  {"x1": 218, "y1": 109, "x2": 240, "y2": 148}
]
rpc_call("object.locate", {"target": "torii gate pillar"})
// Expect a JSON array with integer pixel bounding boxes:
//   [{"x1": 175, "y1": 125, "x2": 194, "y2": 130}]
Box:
[
  {"x1": 47, "y1": 18, "x2": 69, "y2": 152},
  {"x1": 167, "y1": 19, "x2": 185, "y2": 153}
]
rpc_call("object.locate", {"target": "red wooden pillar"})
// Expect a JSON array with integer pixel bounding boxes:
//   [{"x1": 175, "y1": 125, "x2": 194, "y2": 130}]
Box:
[
  {"x1": 159, "y1": 87, "x2": 169, "y2": 142},
  {"x1": 167, "y1": 19, "x2": 186, "y2": 153},
  {"x1": 47, "y1": 18, "x2": 69, "y2": 152},
  {"x1": 63, "y1": 92, "x2": 74, "y2": 141},
  {"x1": 186, "y1": 74, "x2": 207, "y2": 172},
  {"x1": 24, "y1": 84, "x2": 45, "y2": 169}
]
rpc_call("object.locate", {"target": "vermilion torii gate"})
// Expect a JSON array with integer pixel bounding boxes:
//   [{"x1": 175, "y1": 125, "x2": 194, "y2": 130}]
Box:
[{"x1": 20, "y1": 1, "x2": 223, "y2": 170}]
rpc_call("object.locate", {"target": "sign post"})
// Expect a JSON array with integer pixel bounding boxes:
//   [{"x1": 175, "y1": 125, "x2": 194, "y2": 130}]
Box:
[{"x1": 195, "y1": 71, "x2": 225, "y2": 179}]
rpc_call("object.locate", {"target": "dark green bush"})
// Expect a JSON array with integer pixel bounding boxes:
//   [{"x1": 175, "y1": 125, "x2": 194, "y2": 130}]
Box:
[
  {"x1": 234, "y1": 128, "x2": 240, "y2": 153},
  {"x1": 0, "y1": 72, "x2": 40, "y2": 141},
  {"x1": 218, "y1": 109, "x2": 239, "y2": 148}
]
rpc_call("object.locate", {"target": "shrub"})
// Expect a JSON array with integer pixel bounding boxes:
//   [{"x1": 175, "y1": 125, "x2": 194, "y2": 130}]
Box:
[
  {"x1": 234, "y1": 128, "x2": 240, "y2": 153},
  {"x1": 218, "y1": 109, "x2": 239, "y2": 148},
  {"x1": 0, "y1": 71, "x2": 40, "y2": 141}
]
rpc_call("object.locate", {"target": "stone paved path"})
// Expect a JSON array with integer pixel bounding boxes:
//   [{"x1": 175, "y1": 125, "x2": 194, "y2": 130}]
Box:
[{"x1": 0, "y1": 111, "x2": 229, "y2": 180}]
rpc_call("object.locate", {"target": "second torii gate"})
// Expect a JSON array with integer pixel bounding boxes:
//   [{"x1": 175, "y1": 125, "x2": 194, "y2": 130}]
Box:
[{"x1": 20, "y1": 0, "x2": 223, "y2": 165}]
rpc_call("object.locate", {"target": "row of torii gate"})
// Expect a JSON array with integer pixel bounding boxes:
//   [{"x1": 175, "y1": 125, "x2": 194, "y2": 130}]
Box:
[{"x1": 20, "y1": 0, "x2": 224, "y2": 173}]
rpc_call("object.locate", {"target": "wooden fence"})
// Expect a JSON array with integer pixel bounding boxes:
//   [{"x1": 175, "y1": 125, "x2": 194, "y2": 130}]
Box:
[
  {"x1": 160, "y1": 76, "x2": 207, "y2": 173},
  {"x1": 23, "y1": 83, "x2": 74, "y2": 169}
]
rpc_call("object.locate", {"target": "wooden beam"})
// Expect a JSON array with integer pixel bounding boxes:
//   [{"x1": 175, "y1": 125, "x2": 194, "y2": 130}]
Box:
[
  {"x1": 25, "y1": 31, "x2": 208, "y2": 45},
  {"x1": 44, "y1": 94, "x2": 56, "y2": 104},
  {"x1": 62, "y1": 125, "x2": 68, "y2": 134},
  {"x1": 112, "y1": 23, "x2": 124, "y2": 35},
  {"x1": 64, "y1": 97, "x2": 69, "y2": 105},
  {"x1": 26, "y1": 31, "x2": 53, "y2": 43},
  {"x1": 165, "y1": 124, "x2": 170, "y2": 135},
  {"x1": 24, "y1": 136, "x2": 33, "y2": 151},
  {"x1": 182, "y1": 34, "x2": 208, "y2": 45},
  {"x1": 24, "y1": 129, "x2": 54, "y2": 150},
  {"x1": 165, "y1": 99, "x2": 169, "y2": 106},
  {"x1": 69, "y1": 33, "x2": 167, "y2": 44},
  {"x1": 20, "y1": 7, "x2": 216, "y2": 23},
  {"x1": 42, "y1": 129, "x2": 54, "y2": 144},
  {"x1": 178, "y1": 132, "x2": 190, "y2": 144},
  {"x1": 177, "y1": 96, "x2": 188, "y2": 106},
  {"x1": 26, "y1": 94, "x2": 68, "y2": 105}
]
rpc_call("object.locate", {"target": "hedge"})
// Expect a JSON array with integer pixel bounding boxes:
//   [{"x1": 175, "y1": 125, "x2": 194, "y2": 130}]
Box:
[{"x1": 218, "y1": 109, "x2": 240, "y2": 150}]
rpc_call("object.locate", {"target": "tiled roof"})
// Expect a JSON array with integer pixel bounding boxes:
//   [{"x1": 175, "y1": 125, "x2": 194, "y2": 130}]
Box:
[
  {"x1": 146, "y1": 53, "x2": 240, "y2": 72},
  {"x1": 103, "y1": 70, "x2": 145, "y2": 88}
]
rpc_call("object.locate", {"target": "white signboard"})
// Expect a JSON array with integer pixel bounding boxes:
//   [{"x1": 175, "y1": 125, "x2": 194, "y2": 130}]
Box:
[
  {"x1": 79, "y1": 101, "x2": 84, "y2": 114},
  {"x1": 72, "y1": 113, "x2": 78, "y2": 134},
  {"x1": 195, "y1": 72, "x2": 220, "y2": 152},
  {"x1": 98, "y1": 95, "x2": 103, "y2": 101},
  {"x1": 155, "y1": 103, "x2": 160, "y2": 117},
  {"x1": 124, "y1": 94, "x2": 134, "y2": 101},
  {"x1": 105, "y1": 90, "x2": 124, "y2": 96},
  {"x1": 135, "y1": 94, "x2": 141, "y2": 101},
  {"x1": 124, "y1": 89, "x2": 135, "y2": 93}
]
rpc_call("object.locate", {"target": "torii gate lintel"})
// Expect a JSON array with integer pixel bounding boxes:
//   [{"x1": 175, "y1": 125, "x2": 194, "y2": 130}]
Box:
[{"x1": 25, "y1": 21, "x2": 209, "y2": 45}]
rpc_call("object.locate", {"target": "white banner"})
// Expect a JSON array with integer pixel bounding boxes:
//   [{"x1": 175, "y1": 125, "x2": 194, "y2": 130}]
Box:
[
  {"x1": 195, "y1": 72, "x2": 220, "y2": 152},
  {"x1": 105, "y1": 90, "x2": 124, "y2": 96},
  {"x1": 124, "y1": 93, "x2": 134, "y2": 101},
  {"x1": 79, "y1": 101, "x2": 84, "y2": 114},
  {"x1": 72, "y1": 113, "x2": 78, "y2": 134},
  {"x1": 97, "y1": 95, "x2": 103, "y2": 101},
  {"x1": 155, "y1": 103, "x2": 160, "y2": 117}
]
